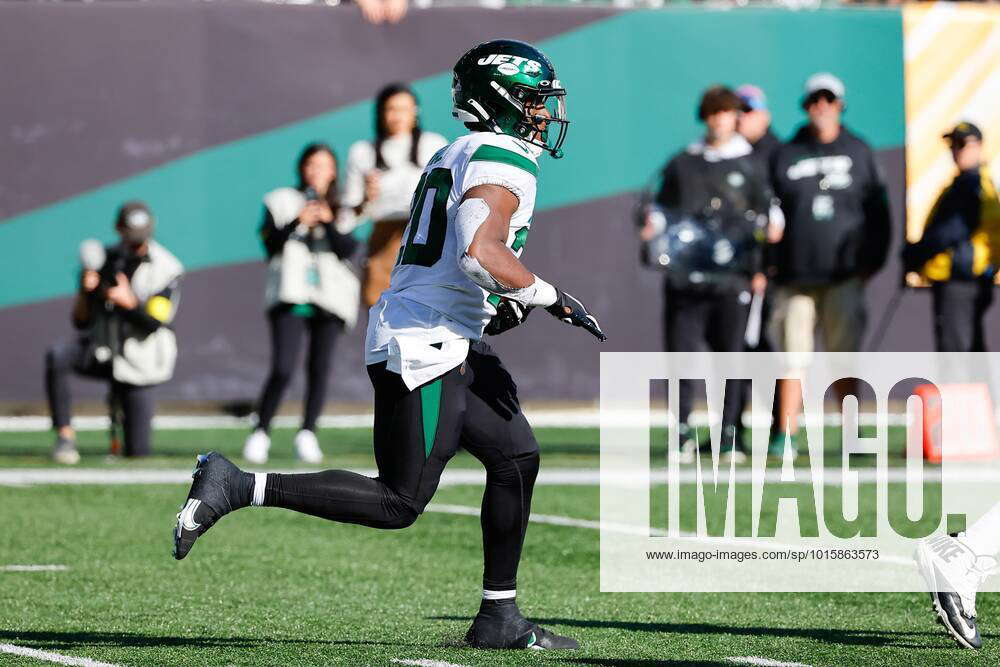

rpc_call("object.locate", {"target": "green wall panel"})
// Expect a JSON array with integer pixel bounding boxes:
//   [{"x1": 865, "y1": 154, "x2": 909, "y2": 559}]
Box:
[{"x1": 0, "y1": 7, "x2": 903, "y2": 309}]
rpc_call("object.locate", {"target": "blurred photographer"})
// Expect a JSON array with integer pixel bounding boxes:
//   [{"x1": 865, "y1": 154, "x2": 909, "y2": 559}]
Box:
[
  {"x1": 639, "y1": 86, "x2": 771, "y2": 463},
  {"x1": 903, "y1": 122, "x2": 1000, "y2": 351},
  {"x1": 45, "y1": 201, "x2": 183, "y2": 463},
  {"x1": 245, "y1": 143, "x2": 360, "y2": 465}
]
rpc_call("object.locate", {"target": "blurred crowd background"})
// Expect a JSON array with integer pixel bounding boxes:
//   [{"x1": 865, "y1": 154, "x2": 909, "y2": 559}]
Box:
[{"x1": 0, "y1": 2, "x2": 998, "y2": 459}]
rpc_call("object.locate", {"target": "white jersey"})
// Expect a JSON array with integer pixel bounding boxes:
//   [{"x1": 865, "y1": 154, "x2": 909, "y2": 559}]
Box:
[{"x1": 364, "y1": 132, "x2": 540, "y2": 389}]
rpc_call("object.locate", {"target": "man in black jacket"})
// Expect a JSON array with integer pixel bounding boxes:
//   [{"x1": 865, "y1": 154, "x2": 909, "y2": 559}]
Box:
[
  {"x1": 903, "y1": 122, "x2": 998, "y2": 352},
  {"x1": 768, "y1": 72, "x2": 891, "y2": 459},
  {"x1": 640, "y1": 86, "x2": 771, "y2": 462}
]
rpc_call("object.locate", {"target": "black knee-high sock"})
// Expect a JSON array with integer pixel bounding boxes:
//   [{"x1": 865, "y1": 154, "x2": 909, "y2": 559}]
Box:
[
  {"x1": 480, "y1": 451, "x2": 539, "y2": 593},
  {"x1": 260, "y1": 470, "x2": 417, "y2": 529}
]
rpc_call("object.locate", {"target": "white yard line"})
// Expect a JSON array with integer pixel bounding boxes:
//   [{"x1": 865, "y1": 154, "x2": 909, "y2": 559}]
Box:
[
  {"x1": 0, "y1": 644, "x2": 119, "y2": 667},
  {"x1": 727, "y1": 657, "x2": 813, "y2": 667},
  {"x1": 2, "y1": 565, "x2": 68, "y2": 572},
  {"x1": 0, "y1": 410, "x2": 908, "y2": 432},
  {"x1": 2, "y1": 466, "x2": 997, "y2": 488},
  {"x1": 392, "y1": 659, "x2": 470, "y2": 667}
]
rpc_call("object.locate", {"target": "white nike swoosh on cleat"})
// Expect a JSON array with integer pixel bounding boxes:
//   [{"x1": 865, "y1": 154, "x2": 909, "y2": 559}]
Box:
[
  {"x1": 952, "y1": 610, "x2": 977, "y2": 640},
  {"x1": 178, "y1": 498, "x2": 202, "y2": 532}
]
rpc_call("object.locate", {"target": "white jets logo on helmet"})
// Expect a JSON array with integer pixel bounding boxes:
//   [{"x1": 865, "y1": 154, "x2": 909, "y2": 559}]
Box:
[{"x1": 477, "y1": 54, "x2": 543, "y2": 77}]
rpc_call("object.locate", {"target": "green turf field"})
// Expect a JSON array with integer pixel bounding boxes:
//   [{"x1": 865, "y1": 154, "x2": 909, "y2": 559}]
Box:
[{"x1": 1, "y1": 427, "x2": 992, "y2": 666}]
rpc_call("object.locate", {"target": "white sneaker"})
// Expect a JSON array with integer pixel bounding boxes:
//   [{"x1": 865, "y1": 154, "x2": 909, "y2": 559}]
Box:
[
  {"x1": 677, "y1": 438, "x2": 698, "y2": 464},
  {"x1": 243, "y1": 429, "x2": 270, "y2": 464},
  {"x1": 52, "y1": 438, "x2": 80, "y2": 465},
  {"x1": 915, "y1": 533, "x2": 996, "y2": 649},
  {"x1": 294, "y1": 429, "x2": 323, "y2": 464},
  {"x1": 720, "y1": 448, "x2": 748, "y2": 464}
]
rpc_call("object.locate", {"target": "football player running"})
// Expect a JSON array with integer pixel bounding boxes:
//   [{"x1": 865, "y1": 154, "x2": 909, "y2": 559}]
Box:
[{"x1": 172, "y1": 39, "x2": 605, "y2": 651}]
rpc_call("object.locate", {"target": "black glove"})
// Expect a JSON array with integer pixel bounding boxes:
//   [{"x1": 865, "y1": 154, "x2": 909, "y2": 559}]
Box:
[
  {"x1": 545, "y1": 289, "x2": 607, "y2": 342},
  {"x1": 484, "y1": 298, "x2": 534, "y2": 336}
]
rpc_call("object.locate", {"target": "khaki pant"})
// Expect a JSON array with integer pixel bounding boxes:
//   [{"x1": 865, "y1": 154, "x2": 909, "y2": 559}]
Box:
[
  {"x1": 769, "y1": 278, "x2": 867, "y2": 362},
  {"x1": 363, "y1": 219, "x2": 408, "y2": 308}
]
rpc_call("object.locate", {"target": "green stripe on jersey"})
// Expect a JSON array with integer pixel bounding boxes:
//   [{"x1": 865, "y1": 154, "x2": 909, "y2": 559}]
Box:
[
  {"x1": 470, "y1": 145, "x2": 538, "y2": 177},
  {"x1": 420, "y1": 379, "x2": 443, "y2": 459}
]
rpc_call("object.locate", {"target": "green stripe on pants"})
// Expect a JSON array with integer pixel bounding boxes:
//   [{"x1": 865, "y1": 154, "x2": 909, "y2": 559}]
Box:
[{"x1": 420, "y1": 379, "x2": 443, "y2": 459}]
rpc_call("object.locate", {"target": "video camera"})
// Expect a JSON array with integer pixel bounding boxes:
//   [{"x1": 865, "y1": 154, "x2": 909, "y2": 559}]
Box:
[{"x1": 637, "y1": 203, "x2": 757, "y2": 291}]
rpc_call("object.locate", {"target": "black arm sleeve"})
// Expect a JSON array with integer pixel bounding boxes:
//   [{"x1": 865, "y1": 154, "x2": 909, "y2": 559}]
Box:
[
  {"x1": 73, "y1": 280, "x2": 96, "y2": 330},
  {"x1": 322, "y1": 222, "x2": 360, "y2": 260},
  {"x1": 746, "y1": 158, "x2": 771, "y2": 276},
  {"x1": 259, "y1": 207, "x2": 298, "y2": 259},
  {"x1": 121, "y1": 307, "x2": 161, "y2": 336},
  {"x1": 754, "y1": 162, "x2": 775, "y2": 217},
  {"x1": 654, "y1": 157, "x2": 681, "y2": 210},
  {"x1": 857, "y1": 151, "x2": 892, "y2": 277},
  {"x1": 120, "y1": 281, "x2": 179, "y2": 336}
]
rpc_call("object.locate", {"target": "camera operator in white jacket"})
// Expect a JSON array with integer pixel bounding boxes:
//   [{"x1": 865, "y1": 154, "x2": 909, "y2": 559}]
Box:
[{"x1": 46, "y1": 201, "x2": 183, "y2": 463}]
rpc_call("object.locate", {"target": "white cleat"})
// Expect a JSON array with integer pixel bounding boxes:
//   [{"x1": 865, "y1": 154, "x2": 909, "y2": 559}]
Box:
[
  {"x1": 294, "y1": 429, "x2": 323, "y2": 464},
  {"x1": 242, "y1": 429, "x2": 270, "y2": 465},
  {"x1": 720, "y1": 448, "x2": 748, "y2": 464},
  {"x1": 915, "y1": 533, "x2": 996, "y2": 649},
  {"x1": 677, "y1": 438, "x2": 698, "y2": 464}
]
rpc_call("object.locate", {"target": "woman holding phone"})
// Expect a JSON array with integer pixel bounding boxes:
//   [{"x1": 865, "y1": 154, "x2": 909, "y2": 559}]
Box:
[
  {"x1": 342, "y1": 83, "x2": 447, "y2": 307},
  {"x1": 244, "y1": 143, "x2": 359, "y2": 464}
]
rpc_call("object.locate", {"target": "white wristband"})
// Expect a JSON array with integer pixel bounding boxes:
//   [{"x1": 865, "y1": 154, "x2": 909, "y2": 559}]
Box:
[
  {"x1": 499, "y1": 275, "x2": 558, "y2": 307},
  {"x1": 522, "y1": 276, "x2": 558, "y2": 307}
]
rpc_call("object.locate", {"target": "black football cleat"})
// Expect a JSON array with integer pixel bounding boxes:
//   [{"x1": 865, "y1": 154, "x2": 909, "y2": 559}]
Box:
[
  {"x1": 173, "y1": 452, "x2": 246, "y2": 560},
  {"x1": 465, "y1": 599, "x2": 579, "y2": 650}
]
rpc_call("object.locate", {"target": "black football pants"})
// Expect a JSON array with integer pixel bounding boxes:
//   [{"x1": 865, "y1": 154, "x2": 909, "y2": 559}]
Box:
[
  {"x1": 663, "y1": 285, "x2": 749, "y2": 436},
  {"x1": 45, "y1": 339, "x2": 155, "y2": 457},
  {"x1": 932, "y1": 279, "x2": 994, "y2": 352},
  {"x1": 261, "y1": 341, "x2": 540, "y2": 594},
  {"x1": 255, "y1": 306, "x2": 344, "y2": 433}
]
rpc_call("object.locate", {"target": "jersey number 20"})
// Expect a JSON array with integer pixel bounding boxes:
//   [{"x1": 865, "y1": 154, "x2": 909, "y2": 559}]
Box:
[{"x1": 397, "y1": 168, "x2": 453, "y2": 267}]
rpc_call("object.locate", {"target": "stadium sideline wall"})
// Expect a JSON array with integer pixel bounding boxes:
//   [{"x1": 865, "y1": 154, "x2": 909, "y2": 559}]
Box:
[{"x1": 1, "y1": 3, "x2": 982, "y2": 404}]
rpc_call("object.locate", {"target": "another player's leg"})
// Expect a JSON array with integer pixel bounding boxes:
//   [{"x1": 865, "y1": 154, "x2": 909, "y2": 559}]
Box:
[
  {"x1": 915, "y1": 502, "x2": 1000, "y2": 649},
  {"x1": 173, "y1": 361, "x2": 466, "y2": 559},
  {"x1": 460, "y1": 342, "x2": 579, "y2": 650}
]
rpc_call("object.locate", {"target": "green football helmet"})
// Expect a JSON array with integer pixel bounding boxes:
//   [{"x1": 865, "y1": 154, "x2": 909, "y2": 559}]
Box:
[{"x1": 452, "y1": 39, "x2": 569, "y2": 159}]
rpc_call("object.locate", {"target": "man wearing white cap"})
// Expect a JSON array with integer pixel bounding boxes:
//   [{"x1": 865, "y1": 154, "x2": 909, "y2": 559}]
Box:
[{"x1": 768, "y1": 72, "x2": 892, "y2": 459}]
